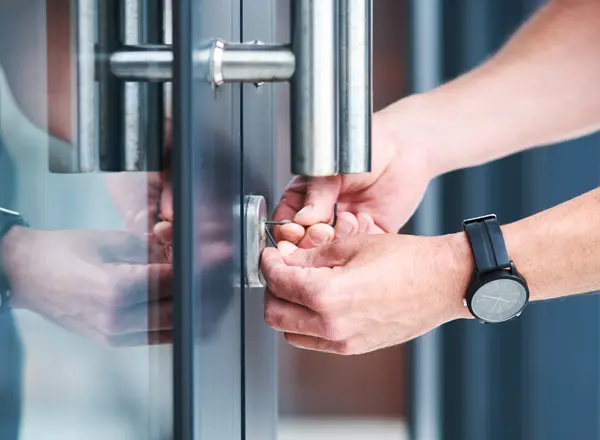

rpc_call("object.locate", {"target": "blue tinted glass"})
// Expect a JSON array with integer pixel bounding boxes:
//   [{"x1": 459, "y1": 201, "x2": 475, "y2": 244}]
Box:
[{"x1": 0, "y1": 1, "x2": 173, "y2": 438}]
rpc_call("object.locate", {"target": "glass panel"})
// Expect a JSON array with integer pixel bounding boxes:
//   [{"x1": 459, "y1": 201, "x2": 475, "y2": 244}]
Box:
[
  {"x1": 177, "y1": 0, "x2": 242, "y2": 439},
  {"x1": 240, "y1": 2, "x2": 278, "y2": 440},
  {"x1": 0, "y1": 1, "x2": 172, "y2": 439}
]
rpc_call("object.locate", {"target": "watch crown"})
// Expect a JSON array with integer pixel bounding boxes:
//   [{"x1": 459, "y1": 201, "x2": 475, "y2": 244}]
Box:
[{"x1": 462, "y1": 299, "x2": 467, "y2": 306}]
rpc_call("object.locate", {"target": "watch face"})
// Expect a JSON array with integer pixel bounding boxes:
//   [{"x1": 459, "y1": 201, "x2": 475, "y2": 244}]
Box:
[{"x1": 471, "y1": 278, "x2": 527, "y2": 323}]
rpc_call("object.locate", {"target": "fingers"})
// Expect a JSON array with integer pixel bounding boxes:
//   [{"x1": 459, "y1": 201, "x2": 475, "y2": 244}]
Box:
[
  {"x1": 275, "y1": 210, "x2": 384, "y2": 247},
  {"x1": 99, "y1": 263, "x2": 172, "y2": 309},
  {"x1": 99, "y1": 231, "x2": 170, "y2": 265},
  {"x1": 296, "y1": 224, "x2": 335, "y2": 249},
  {"x1": 101, "y1": 330, "x2": 173, "y2": 348},
  {"x1": 154, "y1": 221, "x2": 172, "y2": 244},
  {"x1": 96, "y1": 299, "x2": 173, "y2": 336},
  {"x1": 55, "y1": 313, "x2": 173, "y2": 348},
  {"x1": 284, "y1": 333, "x2": 360, "y2": 356},
  {"x1": 293, "y1": 176, "x2": 342, "y2": 226},
  {"x1": 275, "y1": 222, "x2": 306, "y2": 244},
  {"x1": 261, "y1": 247, "x2": 331, "y2": 309},
  {"x1": 273, "y1": 177, "x2": 309, "y2": 243},
  {"x1": 277, "y1": 239, "x2": 359, "y2": 269},
  {"x1": 334, "y1": 212, "x2": 359, "y2": 238},
  {"x1": 275, "y1": 221, "x2": 336, "y2": 247},
  {"x1": 199, "y1": 241, "x2": 233, "y2": 269},
  {"x1": 272, "y1": 177, "x2": 308, "y2": 223},
  {"x1": 264, "y1": 291, "x2": 325, "y2": 337},
  {"x1": 357, "y1": 212, "x2": 386, "y2": 234},
  {"x1": 160, "y1": 177, "x2": 173, "y2": 222}
]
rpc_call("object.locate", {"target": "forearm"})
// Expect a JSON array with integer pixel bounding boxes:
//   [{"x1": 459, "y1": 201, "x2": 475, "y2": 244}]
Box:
[
  {"x1": 384, "y1": 0, "x2": 600, "y2": 176},
  {"x1": 447, "y1": 187, "x2": 600, "y2": 310}
]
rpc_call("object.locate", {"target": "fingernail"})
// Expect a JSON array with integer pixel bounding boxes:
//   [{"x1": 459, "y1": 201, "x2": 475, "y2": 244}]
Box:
[
  {"x1": 357, "y1": 215, "x2": 369, "y2": 233},
  {"x1": 278, "y1": 241, "x2": 298, "y2": 256},
  {"x1": 336, "y1": 219, "x2": 354, "y2": 237},
  {"x1": 308, "y1": 227, "x2": 331, "y2": 246},
  {"x1": 295, "y1": 205, "x2": 313, "y2": 219}
]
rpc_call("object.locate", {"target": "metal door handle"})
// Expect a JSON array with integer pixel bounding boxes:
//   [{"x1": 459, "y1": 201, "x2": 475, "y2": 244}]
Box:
[
  {"x1": 338, "y1": 0, "x2": 373, "y2": 174},
  {"x1": 60, "y1": 0, "x2": 372, "y2": 177}
]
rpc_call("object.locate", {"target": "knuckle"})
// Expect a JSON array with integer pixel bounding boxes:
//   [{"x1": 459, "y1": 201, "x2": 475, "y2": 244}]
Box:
[
  {"x1": 335, "y1": 339, "x2": 357, "y2": 356},
  {"x1": 305, "y1": 289, "x2": 330, "y2": 311},
  {"x1": 263, "y1": 303, "x2": 283, "y2": 330},
  {"x1": 306, "y1": 277, "x2": 341, "y2": 312},
  {"x1": 321, "y1": 317, "x2": 345, "y2": 341},
  {"x1": 96, "y1": 311, "x2": 122, "y2": 336},
  {"x1": 102, "y1": 282, "x2": 127, "y2": 309},
  {"x1": 284, "y1": 332, "x2": 299, "y2": 347}
]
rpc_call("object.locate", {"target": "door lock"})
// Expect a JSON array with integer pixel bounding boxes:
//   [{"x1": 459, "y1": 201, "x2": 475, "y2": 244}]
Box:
[{"x1": 243, "y1": 195, "x2": 268, "y2": 288}]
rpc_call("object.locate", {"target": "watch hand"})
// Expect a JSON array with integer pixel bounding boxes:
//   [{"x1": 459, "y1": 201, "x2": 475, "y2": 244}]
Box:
[{"x1": 481, "y1": 294, "x2": 510, "y2": 303}]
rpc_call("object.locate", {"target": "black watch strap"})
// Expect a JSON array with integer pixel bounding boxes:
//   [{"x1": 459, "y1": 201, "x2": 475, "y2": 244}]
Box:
[{"x1": 462, "y1": 214, "x2": 510, "y2": 274}]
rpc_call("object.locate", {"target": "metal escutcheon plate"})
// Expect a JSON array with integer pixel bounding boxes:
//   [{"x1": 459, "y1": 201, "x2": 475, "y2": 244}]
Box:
[{"x1": 244, "y1": 195, "x2": 267, "y2": 288}]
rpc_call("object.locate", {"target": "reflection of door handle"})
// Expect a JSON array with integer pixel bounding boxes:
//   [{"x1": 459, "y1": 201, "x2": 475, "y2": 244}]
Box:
[
  {"x1": 62, "y1": 0, "x2": 372, "y2": 177},
  {"x1": 54, "y1": 0, "x2": 166, "y2": 173}
]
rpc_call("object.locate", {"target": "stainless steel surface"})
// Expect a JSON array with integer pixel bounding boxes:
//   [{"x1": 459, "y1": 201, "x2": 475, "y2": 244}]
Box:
[
  {"x1": 124, "y1": 0, "x2": 144, "y2": 171},
  {"x1": 59, "y1": 0, "x2": 166, "y2": 173},
  {"x1": 111, "y1": 46, "x2": 174, "y2": 82},
  {"x1": 62, "y1": 0, "x2": 96, "y2": 173},
  {"x1": 97, "y1": 0, "x2": 125, "y2": 171},
  {"x1": 291, "y1": 0, "x2": 338, "y2": 176},
  {"x1": 112, "y1": 42, "x2": 294, "y2": 87},
  {"x1": 193, "y1": 40, "x2": 295, "y2": 87},
  {"x1": 122, "y1": 1, "x2": 166, "y2": 172},
  {"x1": 244, "y1": 195, "x2": 267, "y2": 288},
  {"x1": 338, "y1": 0, "x2": 373, "y2": 174},
  {"x1": 219, "y1": 43, "x2": 295, "y2": 85}
]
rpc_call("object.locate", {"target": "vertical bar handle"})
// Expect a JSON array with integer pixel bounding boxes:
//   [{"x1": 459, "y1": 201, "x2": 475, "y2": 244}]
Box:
[
  {"x1": 338, "y1": 0, "x2": 372, "y2": 174},
  {"x1": 291, "y1": 0, "x2": 338, "y2": 177}
]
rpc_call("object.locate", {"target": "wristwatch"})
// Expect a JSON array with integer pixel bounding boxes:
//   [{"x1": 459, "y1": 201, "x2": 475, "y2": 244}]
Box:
[
  {"x1": 0, "y1": 207, "x2": 28, "y2": 310},
  {"x1": 462, "y1": 214, "x2": 529, "y2": 323}
]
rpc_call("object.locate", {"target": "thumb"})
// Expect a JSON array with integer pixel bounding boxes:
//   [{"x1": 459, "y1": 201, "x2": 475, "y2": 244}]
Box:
[
  {"x1": 293, "y1": 176, "x2": 341, "y2": 226},
  {"x1": 278, "y1": 239, "x2": 356, "y2": 269}
]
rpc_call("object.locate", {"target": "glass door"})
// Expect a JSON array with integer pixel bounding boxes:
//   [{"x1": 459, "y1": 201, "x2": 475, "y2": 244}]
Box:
[{"x1": 174, "y1": 0, "x2": 279, "y2": 438}]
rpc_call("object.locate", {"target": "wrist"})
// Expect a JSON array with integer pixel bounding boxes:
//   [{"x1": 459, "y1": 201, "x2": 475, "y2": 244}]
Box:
[
  {"x1": 436, "y1": 232, "x2": 474, "y2": 321},
  {"x1": 442, "y1": 221, "x2": 538, "y2": 321},
  {"x1": 500, "y1": 220, "x2": 541, "y2": 301},
  {"x1": 376, "y1": 94, "x2": 444, "y2": 182}
]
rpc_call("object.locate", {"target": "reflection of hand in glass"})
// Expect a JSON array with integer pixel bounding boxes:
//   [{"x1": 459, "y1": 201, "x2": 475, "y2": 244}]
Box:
[
  {"x1": 105, "y1": 119, "x2": 173, "y2": 236},
  {"x1": 153, "y1": 219, "x2": 232, "y2": 269},
  {"x1": 2, "y1": 227, "x2": 172, "y2": 347}
]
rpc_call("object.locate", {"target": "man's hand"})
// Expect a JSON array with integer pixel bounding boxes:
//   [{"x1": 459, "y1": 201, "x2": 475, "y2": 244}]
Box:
[
  {"x1": 3, "y1": 227, "x2": 173, "y2": 347},
  {"x1": 274, "y1": 109, "x2": 434, "y2": 248},
  {"x1": 261, "y1": 233, "x2": 471, "y2": 355}
]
